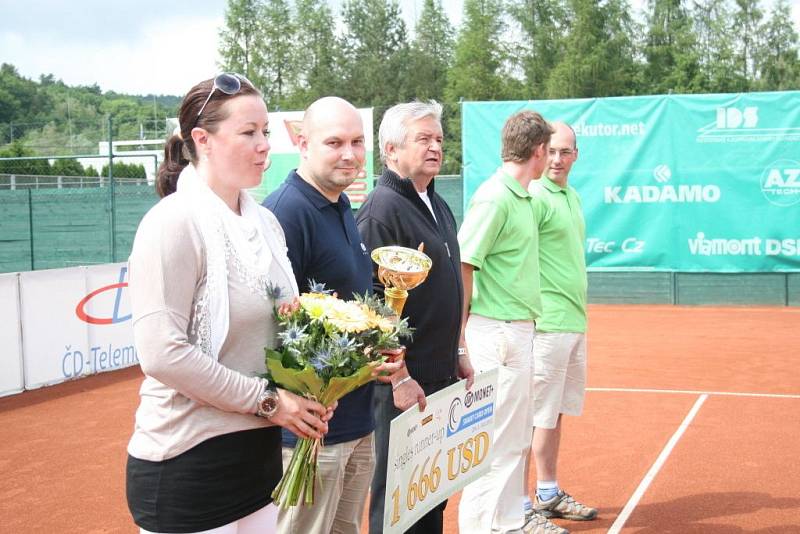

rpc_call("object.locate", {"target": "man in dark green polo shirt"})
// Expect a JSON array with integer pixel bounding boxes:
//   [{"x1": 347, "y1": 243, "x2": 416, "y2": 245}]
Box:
[{"x1": 526, "y1": 122, "x2": 597, "y2": 525}]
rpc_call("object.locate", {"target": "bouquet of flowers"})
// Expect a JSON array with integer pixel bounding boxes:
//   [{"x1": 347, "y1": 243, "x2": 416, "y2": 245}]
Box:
[{"x1": 264, "y1": 282, "x2": 411, "y2": 508}]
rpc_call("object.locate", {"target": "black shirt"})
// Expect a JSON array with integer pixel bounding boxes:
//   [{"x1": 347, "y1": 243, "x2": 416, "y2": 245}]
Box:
[{"x1": 264, "y1": 170, "x2": 374, "y2": 446}]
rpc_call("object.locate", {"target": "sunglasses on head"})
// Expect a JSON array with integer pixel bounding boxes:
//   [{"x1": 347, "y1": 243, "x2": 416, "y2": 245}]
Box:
[{"x1": 193, "y1": 73, "x2": 251, "y2": 128}]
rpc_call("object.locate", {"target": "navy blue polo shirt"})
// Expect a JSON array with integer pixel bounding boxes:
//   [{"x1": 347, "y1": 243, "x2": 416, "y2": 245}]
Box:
[{"x1": 264, "y1": 170, "x2": 374, "y2": 446}]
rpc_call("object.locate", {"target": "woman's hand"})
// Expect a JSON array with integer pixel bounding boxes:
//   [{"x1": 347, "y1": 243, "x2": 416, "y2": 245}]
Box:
[{"x1": 270, "y1": 389, "x2": 334, "y2": 440}]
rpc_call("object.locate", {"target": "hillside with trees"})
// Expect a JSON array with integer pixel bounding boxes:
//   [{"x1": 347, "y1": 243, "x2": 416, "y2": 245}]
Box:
[{"x1": 2, "y1": 0, "x2": 798, "y2": 175}]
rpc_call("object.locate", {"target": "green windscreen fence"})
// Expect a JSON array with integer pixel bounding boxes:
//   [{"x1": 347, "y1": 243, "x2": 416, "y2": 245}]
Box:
[
  {"x1": 0, "y1": 185, "x2": 158, "y2": 273},
  {"x1": 462, "y1": 92, "x2": 800, "y2": 273}
]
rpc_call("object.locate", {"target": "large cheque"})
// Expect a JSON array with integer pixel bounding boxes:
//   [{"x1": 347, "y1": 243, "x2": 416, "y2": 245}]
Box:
[{"x1": 383, "y1": 368, "x2": 499, "y2": 533}]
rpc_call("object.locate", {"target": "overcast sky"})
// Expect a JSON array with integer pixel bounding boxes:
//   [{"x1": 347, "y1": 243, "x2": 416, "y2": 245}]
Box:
[{"x1": 1, "y1": 0, "x2": 798, "y2": 97}]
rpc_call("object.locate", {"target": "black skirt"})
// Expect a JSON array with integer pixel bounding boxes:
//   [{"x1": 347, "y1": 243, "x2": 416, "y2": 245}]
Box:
[{"x1": 126, "y1": 426, "x2": 282, "y2": 533}]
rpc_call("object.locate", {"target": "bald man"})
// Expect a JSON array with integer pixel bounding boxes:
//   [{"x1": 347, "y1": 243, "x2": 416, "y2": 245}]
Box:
[
  {"x1": 263, "y1": 97, "x2": 408, "y2": 533},
  {"x1": 525, "y1": 122, "x2": 596, "y2": 529}
]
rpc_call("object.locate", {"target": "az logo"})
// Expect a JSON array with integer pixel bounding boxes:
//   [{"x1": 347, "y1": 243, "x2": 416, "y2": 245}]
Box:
[
  {"x1": 761, "y1": 160, "x2": 800, "y2": 207},
  {"x1": 763, "y1": 168, "x2": 800, "y2": 188},
  {"x1": 716, "y1": 106, "x2": 758, "y2": 129}
]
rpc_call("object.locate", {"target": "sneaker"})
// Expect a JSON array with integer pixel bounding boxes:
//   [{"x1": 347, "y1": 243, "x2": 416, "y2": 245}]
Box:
[
  {"x1": 520, "y1": 511, "x2": 569, "y2": 534},
  {"x1": 534, "y1": 490, "x2": 597, "y2": 521}
]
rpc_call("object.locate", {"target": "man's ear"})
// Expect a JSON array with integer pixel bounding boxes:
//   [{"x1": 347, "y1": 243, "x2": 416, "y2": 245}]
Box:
[
  {"x1": 385, "y1": 142, "x2": 398, "y2": 163},
  {"x1": 297, "y1": 133, "x2": 309, "y2": 159}
]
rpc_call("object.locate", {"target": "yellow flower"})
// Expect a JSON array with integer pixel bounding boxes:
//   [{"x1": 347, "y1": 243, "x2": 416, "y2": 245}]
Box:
[
  {"x1": 363, "y1": 306, "x2": 396, "y2": 333},
  {"x1": 326, "y1": 300, "x2": 371, "y2": 333},
  {"x1": 300, "y1": 293, "x2": 336, "y2": 321}
]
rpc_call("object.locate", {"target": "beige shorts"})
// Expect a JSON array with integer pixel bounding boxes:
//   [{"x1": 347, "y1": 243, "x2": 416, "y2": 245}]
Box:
[{"x1": 531, "y1": 332, "x2": 587, "y2": 429}]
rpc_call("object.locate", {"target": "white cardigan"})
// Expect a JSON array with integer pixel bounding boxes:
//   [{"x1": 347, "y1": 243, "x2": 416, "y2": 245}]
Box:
[{"x1": 126, "y1": 191, "x2": 295, "y2": 461}]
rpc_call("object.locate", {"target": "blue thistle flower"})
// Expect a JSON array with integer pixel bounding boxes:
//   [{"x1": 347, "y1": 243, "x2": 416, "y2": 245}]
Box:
[
  {"x1": 332, "y1": 333, "x2": 357, "y2": 352},
  {"x1": 310, "y1": 347, "x2": 334, "y2": 373},
  {"x1": 278, "y1": 323, "x2": 308, "y2": 346},
  {"x1": 266, "y1": 282, "x2": 285, "y2": 301},
  {"x1": 307, "y1": 279, "x2": 332, "y2": 295}
]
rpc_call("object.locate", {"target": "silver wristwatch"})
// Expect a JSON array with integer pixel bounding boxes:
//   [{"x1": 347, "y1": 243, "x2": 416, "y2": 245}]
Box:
[{"x1": 256, "y1": 381, "x2": 279, "y2": 419}]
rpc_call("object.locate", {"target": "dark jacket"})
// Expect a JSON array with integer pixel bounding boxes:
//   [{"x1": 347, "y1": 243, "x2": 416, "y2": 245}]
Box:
[{"x1": 356, "y1": 169, "x2": 463, "y2": 384}]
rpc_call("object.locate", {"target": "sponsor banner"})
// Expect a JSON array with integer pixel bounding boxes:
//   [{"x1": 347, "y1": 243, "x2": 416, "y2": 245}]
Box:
[
  {"x1": 384, "y1": 369, "x2": 498, "y2": 534},
  {"x1": 248, "y1": 108, "x2": 375, "y2": 207},
  {"x1": 19, "y1": 263, "x2": 137, "y2": 390},
  {"x1": 462, "y1": 92, "x2": 800, "y2": 272},
  {"x1": 0, "y1": 273, "x2": 24, "y2": 397}
]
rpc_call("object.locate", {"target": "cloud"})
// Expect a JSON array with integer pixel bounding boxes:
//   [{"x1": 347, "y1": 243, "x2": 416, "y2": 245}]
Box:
[{"x1": 1, "y1": 13, "x2": 223, "y2": 95}]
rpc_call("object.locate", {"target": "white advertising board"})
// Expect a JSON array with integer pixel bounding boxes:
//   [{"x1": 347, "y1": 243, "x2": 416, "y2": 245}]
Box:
[
  {"x1": 19, "y1": 263, "x2": 136, "y2": 390},
  {"x1": 0, "y1": 273, "x2": 24, "y2": 397},
  {"x1": 383, "y1": 369, "x2": 499, "y2": 533}
]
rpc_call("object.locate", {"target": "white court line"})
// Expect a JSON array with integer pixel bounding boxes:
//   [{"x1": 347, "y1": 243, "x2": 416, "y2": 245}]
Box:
[
  {"x1": 607, "y1": 394, "x2": 708, "y2": 534},
  {"x1": 587, "y1": 387, "x2": 800, "y2": 400}
]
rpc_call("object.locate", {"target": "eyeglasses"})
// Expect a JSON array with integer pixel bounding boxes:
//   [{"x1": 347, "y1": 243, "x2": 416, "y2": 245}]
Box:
[
  {"x1": 193, "y1": 73, "x2": 248, "y2": 128},
  {"x1": 548, "y1": 148, "x2": 576, "y2": 158}
]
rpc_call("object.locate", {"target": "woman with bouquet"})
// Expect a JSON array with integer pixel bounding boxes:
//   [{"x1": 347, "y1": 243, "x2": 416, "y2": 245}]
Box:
[{"x1": 125, "y1": 74, "x2": 332, "y2": 534}]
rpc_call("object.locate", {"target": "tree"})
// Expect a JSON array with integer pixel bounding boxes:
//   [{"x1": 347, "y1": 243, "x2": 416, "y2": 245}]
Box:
[
  {"x1": 643, "y1": 0, "x2": 704, "y2": 94},
  {"x1": 290, "y1": 0, "x2": 341, "y2": 107},
  {"x1": 758, "y1": 0, "x2": 800, "y2": 90},
  {"x1": 445, "y1": 0, "x2": 510, "y2": 102},
  {"x1": 545, "y1": 0, "x2": 642, "y2": 98},
  {"x1": 218, "y1": 0, "x2": 268, "y2": 89},
  {"x1": 692, "y1": 0, "x2": 746, "y2": 92},
  {"x1": 509, "y1": 0, "x2": 568, "y2": 98},
  {"x1": 733, "y1": 0, "x2": 764, "y2": 86},
  {"x1": 259, "y1": 0, "x2": 297, "y2": 107},
  {"x1": 339, "y1": 0, "x2": 411, "y2": 107},
  {"x1": 407, "y1": 0, "x2": 455, "y2": 102}
]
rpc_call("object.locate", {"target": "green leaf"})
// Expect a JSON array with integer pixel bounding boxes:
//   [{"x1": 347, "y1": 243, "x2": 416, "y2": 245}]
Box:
[{"x1": 319, "y1": 365, "x2": 375, "y2": 406}]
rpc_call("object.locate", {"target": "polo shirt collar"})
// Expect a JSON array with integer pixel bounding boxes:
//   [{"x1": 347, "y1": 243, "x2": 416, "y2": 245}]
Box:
[
  {"x1": 540, "y1": 175, "x2": 565, "y2": 193},
  {"x1": 289, "y1": 170, "x2": 350, "y2": 211},
  {"x1": 498, "y1": 169, "x2": 531, "y2": 199}
]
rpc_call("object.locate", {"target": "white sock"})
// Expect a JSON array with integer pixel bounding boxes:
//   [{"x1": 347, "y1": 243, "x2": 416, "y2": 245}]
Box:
[{"x1": 537, "y1": 480, "x2": 559, "y2": 501}]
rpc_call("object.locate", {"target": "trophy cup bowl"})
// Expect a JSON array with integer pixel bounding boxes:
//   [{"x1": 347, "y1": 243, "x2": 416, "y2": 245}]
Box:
[{"x1": 370, "y1": 245, "x2": 433, "y2": 318}]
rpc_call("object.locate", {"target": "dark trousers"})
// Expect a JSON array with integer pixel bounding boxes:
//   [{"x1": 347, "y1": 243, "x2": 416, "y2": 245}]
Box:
[{"x1": 369, "y1": 378, "x2": 454, "y2": 534}]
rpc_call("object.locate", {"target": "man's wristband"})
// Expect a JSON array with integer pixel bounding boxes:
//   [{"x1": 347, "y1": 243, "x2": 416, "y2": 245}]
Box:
[{"x1": 392, "y1": 376, "x2": 413, "y2": 391}]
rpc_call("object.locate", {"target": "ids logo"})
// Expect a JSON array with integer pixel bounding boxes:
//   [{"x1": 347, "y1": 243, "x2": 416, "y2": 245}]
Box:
[
  {"x1": 761, "y1": 160, "x2": 800, "y2": 207},
  {"x1": 75, "y1": 267, "x2": 132, "y2": 325},
  {"x1": 716, "y1": 106, "x2": 759, "y2": 129}
]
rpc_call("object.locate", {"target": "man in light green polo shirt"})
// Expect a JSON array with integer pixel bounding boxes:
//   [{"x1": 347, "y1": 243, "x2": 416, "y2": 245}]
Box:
[
  {"x1": 457, "y1": 111, "x2": 565, "y2": 534},
  {"x1": 526, "y1": 122, "x2": 597, "y2": 525}
]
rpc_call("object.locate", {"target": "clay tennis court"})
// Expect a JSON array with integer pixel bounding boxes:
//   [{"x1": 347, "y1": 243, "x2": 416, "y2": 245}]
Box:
[{"x1": 2, "y1": 304, "x2": 798, "y2": 533}]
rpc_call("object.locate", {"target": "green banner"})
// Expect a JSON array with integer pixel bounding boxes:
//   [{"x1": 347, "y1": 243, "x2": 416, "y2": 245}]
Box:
[{"x1": 462, "y1": 92, "x2": 800, "y2": 272}]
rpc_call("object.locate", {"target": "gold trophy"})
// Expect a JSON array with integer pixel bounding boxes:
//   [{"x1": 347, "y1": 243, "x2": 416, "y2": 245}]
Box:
[{"x1": 371, "y1": 245, "x2": 433, "y2": 317}]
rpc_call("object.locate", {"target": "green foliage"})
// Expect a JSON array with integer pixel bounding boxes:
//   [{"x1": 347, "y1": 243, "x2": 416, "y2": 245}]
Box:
[
  {"x1": 446, "y1": 0, "x2": 510, "y2": 102},
  {"x1": 100, "y1": 161, "x2": 146, "y2": 179},
  {"x1": 340, "y1": 0, "x2": 411, "y2": 107},
  {"x1": 408, "y1": 0, "x2": 455, "y2": 102},
  {"x1": 3, "y1": 0, "x2": 800, "y2": 179},
  {"x1": 218, "y1": 0, "x2": 267, "y2": 88},
  {"x1": 644, "y1": 0, "x2": 705, "y2": 94},
  {"x1": 289, "y1": 0, "x2": 341, "y2": 106},
  {"x1": 758, "y1": 0, "x2": 800, "y2": 90},
  {"x1": 545, "y1": 0, "x2": 642, "y2": 98}
]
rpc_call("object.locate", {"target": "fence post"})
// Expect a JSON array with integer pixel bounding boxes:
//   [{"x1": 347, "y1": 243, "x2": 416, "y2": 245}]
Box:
[
  {"x1": 108, "y1": 116, "x2": 116, "y2": 262},
  {"x1": 27, "y1": 188, "x2": 34, "y2": 270}
]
